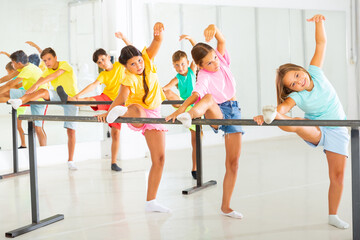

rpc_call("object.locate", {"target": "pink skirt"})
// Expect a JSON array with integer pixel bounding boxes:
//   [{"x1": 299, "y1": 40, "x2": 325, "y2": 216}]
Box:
[{"x1": 127, "y1": 106, "x2": 167, "y2": 135}]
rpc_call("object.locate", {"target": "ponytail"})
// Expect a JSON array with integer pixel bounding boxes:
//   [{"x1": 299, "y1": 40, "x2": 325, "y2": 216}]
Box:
[{"x1": 142, "y1": 70, "x2": 149, "y2": 104}]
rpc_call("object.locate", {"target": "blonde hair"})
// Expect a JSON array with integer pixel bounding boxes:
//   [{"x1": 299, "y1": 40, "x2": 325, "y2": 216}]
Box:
[{"x1": 276, "y1": 63, "x2": 311, "y2": 104}]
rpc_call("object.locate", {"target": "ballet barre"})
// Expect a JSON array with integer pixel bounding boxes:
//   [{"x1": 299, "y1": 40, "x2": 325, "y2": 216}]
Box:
[
  {"x1": 1, "y1": 100, "x2": 183, "y2": 180},
  {"x1": 6, "y1": 114, "x2": 360, "y2": 240}
]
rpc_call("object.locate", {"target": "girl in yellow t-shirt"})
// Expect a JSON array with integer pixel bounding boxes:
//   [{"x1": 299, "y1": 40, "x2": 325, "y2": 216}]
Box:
[{"x1": 97, "y1": 22, "x2": 169, "y2": 213}]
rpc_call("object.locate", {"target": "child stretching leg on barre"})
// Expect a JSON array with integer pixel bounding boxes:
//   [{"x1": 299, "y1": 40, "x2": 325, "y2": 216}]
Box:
[
  {"x1": 253, "y1": 14, "x2": 349, "y2": 229},
  {"x1": 166, "y1": 24, "x2": 244, "y2": 219},
  {"x1": 97, "y1": 23, "x2": 170, "y2": 213}
]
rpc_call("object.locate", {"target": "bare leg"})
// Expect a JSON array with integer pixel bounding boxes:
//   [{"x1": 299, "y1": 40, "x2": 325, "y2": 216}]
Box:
[
  {"x1": 17, "y1": 119, "x2": 26, "y2": 147},
  {"x1": 34, "y1": 126, "x2": 47, "y2": 146},
  {"x1": 164, "y1": 89, "x2": 181, "y2": 108},
  {"x1": 20, "y1": 89, "x2": 50, "y2": 103},
  {"x1": 222, "y1": 132, "x2": 242, "y2": 213},
  {"x1": 188, "y1": 94, "x2": 223, "y2": 129},
  {"x1": 0, "y1": 91, "x2": 10, "y2": 102},
  {"x1": 275, "y1": 112, "x2": 321, "y2": 145},
  {"x1": 121, "y1": 104, "x2": 147, "y2": 128},
  {"x1": 0, "y1": 84, "x2": 12, "y2": 95},
  {"x1": 67, "y1": 128, "x2": 76, "y2": 162},
  {"x1": 121, "y1": 104, "x2": 166, "y2": 200},
  {"x1": 326, "y1": 151, "x2": 346, "y2": 214},
  {"x1": 111, "y1": 127, "x2": 120, "y2": 164},
  {"x1": 68, "y1": 96, "x2": 98, "y2": 107},
  {"x1": 144, "y1": 129, "x2": 166, "y2": 201}
]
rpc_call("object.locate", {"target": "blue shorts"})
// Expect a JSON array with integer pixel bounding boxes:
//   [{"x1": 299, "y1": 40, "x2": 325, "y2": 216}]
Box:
[
  {"x1": 211, "y1": 101, "x2": 244, "y2": 135},
  {"x1": 47, "y1": 89, "x2": 79, "y2": 130},
  {"x1": 10, "y1": 89, "x2": 46, "y2": 127},
  {"x1": 305, "y1": 126, "x2": 349, "y2": 156}
]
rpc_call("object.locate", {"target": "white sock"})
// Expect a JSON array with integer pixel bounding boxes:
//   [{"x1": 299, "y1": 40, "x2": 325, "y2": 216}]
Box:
[
  {"x1": 262, "y1": 105, "x2": 277, "y2": 124},
  {"x1": 145, "y1": 199, "x2": 171, "y2": 213},
  {"x1": 328, "y1": 215, "x2": 349, "y2": 229},
  {"x1": 176, "y1": 112, "x2": 192, "y2": 129},
  {"x1": 67, "y1": 161, "x2": 78, "y2": 171},
  {"x1": 8, "y1": 99, "x2": 23, "y2": 110},
  {"x1": 221, "y1": 210, "x2": 243, "y2": 219},
  {"x1": 106, "y1": 106, "x2": 128, "y2": 123}
]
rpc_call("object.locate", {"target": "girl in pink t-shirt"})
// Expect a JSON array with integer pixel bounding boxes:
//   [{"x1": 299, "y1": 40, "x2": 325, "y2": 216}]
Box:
[{"x1": 166, "y1": 24, "x2": 244, "y2": 219}]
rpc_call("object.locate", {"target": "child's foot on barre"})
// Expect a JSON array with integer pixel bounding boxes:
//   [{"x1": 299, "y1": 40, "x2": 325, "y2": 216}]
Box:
[
  {"x1": 106, "y1": 106, "x2": 128, "y2": 123},
  {"x1": 262, "y1": 105, "x2": 277, "y2": 124},
  {"x1": 8, "y1": 99, "x2": 22, "y2": 110},
  {"x1": 56, "y1": 86, "x2": 68, "y2": 103},
  {"x1": 177, "y1": 112, "x2": 192, "y2": 128}
]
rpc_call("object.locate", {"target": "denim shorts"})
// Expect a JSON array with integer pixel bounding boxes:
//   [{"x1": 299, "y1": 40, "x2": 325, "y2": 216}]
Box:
[
  {"x1": 305, "y1": 126, "x2": 349, "y2": 156},
  {"x1": 210, "y1": 101, "x2": 244, "y2": 135},
  {"x1": 10, "y1": 89, "x2": 46, "y2": 127},
  {"x1": 47, "y1": 89, "x2": 79, "y2": 130}
]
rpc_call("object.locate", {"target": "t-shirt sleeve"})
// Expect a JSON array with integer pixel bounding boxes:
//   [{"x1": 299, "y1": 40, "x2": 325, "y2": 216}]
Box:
[
  {"x1": 216, "y1": 49, "x2": 230, "y2": 66},
  {"x1": 288, "y1": 92, "x2": 301, "y2": 106},
  {"x1": 308, "y1": 65, "x2": 325, "y2": 83},
  {"x1": 192, "y1": 72, "x2": 209, "y2": 99},
  {"x1": 121, "y1": 75, "x2": 135, "y2": 94},
  {"x1": 97, "y1": 72, "x2": 105, "y2": 84},
  {"x1": 41, "y1": 69, "x2": 50, "y2": 78},
  {"x1": 58, "y1": 61, "x2": 73, "y2": 72},
  {"x1": 17, "y1": 67, "x2": 30, "y2": 79}
]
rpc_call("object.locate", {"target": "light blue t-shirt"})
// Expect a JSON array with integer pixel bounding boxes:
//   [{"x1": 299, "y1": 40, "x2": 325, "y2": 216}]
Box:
[
  {"x1": 176, "y1": 67, "x2": 196, "y2": 100},
  {"x1": 288, "y1": 65, "x2": 346, "y2": 120}
]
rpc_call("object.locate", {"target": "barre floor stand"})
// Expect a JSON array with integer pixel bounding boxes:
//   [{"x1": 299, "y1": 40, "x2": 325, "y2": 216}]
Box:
[
  {"x1": 5, "y1": 121, "x2": 64, "y2": 238},
  {"x1": 0, "y1": 109, "x2": 29, "y2": 180},
  {"x1": 351, "y1": 127, "x2": 360, "y2": 240},
  {"x1": 182, "y1": 124, "x2": 217, "y2": 195}
]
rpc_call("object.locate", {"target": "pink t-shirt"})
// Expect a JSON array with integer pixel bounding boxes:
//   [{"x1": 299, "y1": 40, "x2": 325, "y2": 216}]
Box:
[{"x1": 192, "y1": 49, "x2": 236, "y2": 104}]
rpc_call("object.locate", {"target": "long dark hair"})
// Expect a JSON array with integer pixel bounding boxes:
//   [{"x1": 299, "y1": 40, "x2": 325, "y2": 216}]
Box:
[{"x1": 119, "y1": 45, "x2": 149, "y2": 105}]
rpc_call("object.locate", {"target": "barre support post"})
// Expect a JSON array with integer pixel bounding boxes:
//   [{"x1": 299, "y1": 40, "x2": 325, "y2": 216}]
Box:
[
  {"x1": 182, "y1": 124, "x2": 217, "y2": 195},
  {"x1": 5, "y1": 121, "x2": 64, "y2": 238},
  {"x1": 0, "y1": 108, "x2": 29, "y2": 180},
  {"x1": 351, "y1": 127, "x2": 360, "y2": 240}
]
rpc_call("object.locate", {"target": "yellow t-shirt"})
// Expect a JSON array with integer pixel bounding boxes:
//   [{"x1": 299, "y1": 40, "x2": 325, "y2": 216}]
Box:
[
  {"x1": 97, "y1": 62, "x2": 125, "y2": 100},
  {"x1": 39, "y1": 61, "x2": 47, "y2": 72},
  {"x1": 17, "y1": 63, "x2": 47, "y2": 90},
  {"x1": 42, "y1": 61, "x2": 78, "y2": 97},
  {"x1": 121, "y1": 47, "x2": 165, "y2": 110}
]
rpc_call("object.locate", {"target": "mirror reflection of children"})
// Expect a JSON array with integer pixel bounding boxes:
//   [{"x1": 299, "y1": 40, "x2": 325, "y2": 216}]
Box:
[
  {"x1": 1, "y1": 51, "x2": 47, "y2": 146},
  {"x1": 56, "y1": 33, "x2": 131, "y2": 172},
  {"x1": 162, "y1": 35, "x2": 199, "y2": 179},
  {"x1": 8, "y1": 48, "x2": 79, "y2": 171}
]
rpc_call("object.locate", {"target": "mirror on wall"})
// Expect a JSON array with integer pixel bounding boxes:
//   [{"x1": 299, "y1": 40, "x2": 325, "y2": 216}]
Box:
[{"x1": 0, "y1": 0, "x2": 348, "y2": 149}]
